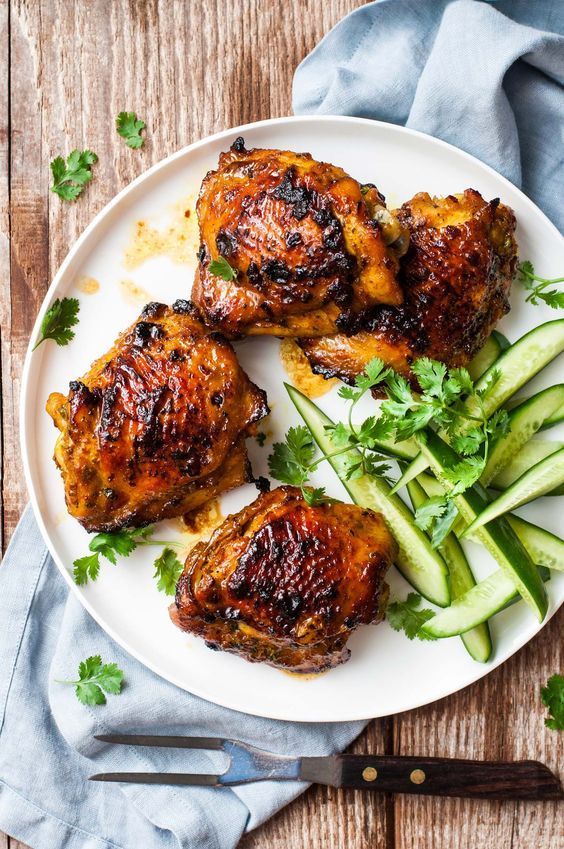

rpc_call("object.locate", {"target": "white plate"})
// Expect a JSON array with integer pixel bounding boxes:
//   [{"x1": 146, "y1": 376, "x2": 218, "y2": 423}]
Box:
[{"x1": 21, "y1": 116, "x2": 564, "y2": 722}]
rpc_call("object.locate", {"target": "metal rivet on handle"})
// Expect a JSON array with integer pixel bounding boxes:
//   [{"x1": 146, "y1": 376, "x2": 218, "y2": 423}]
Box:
[
  {"x1": 410, "y1": 768, "x2": 426, "y2": 784},
  {"x1": 362, "y1": 766, "x2": 378, "y2": 782}
]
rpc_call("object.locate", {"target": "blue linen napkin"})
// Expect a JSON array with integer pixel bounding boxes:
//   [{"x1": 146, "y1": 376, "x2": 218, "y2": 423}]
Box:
[
  {"x1": 0, "y1": 508, "x2": 364, "y2": 849},
  {"x1": 2, "y1": 3, "x2": 563, "y2": 848},
  {"x1": 293, "y1": 0, "x2": 564, "y2": 231}
]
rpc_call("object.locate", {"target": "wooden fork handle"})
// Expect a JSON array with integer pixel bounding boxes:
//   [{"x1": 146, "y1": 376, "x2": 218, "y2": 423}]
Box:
[{"x1": 301, "y1": 755, "x2": 563, "y2": 800}]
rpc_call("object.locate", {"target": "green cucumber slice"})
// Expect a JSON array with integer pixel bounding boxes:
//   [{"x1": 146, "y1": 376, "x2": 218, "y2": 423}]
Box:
[
  {"x1": 286, "y1": 384, "x2": 450, "y2": 607},
  {"x1": 482, "y1": 385, "x2": 564, "y2": 485},
  {"x1": 406, "y1": 478, "x2": 492, "y2": 662},
  {"x1": 417, "y1": 472, "x2": 564, "y2": 571},
  {"x1": 417, "y1": 430, "x2": 547, "y2": 621},
  {"x1": 491, "y1": 440, "x2": 564, "y2": 493},
  {"x1": 394, "y1": 319, "x2": 564, "y2": 491},
  {"x1": 420, "y1": 569, "x2": 518, "y2": 637},
  {"x1": 506, "y1": 515, "x2": 564, "y2": 573},
  {"x1": 465, "y1": 447, "x2": 564, "y2": 534},
  {"x1": 467, "y1": 332, "x2": 507, "y2": 381}
]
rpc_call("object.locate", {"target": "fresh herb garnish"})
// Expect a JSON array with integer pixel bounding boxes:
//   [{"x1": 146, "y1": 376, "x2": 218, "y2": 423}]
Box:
[
  {"x1": 73, "y1": 526, "x2": 183, "y2": 588},
  {"x1": 153, "y1": 547, "x2": 184, "y2": 596},
  {"x1": 56, "y1": 655, "x2": 124, "y2": 705},
  {"x1": 518, "y1": 261, "x2": 564, "y2": 310},
  {"x1": 541, "y1": 674, "x2": 564, "y2": 730},
  {"x1": 32, "y1": 297, "x2": 80, "y2": 350},
  {"x1": 386, "y1": 593, "x2": 437, "y2": 641},
  {"x1": 50, "y1": 149, "x2": 98, "y2": 200},
  {"x1": 270, "y1": 357, "x2": 508, "y2": 544},
  {"x1": 116, "y1": 111, "x2": 146, "y2": 149},
  {"x1": 256, "y1": 431, "x2": 267, "y2": 447},
  {"x1": 268, "y1": 425, "x2": 332, "y2": 506},
  {"x1": 209, "y1": 256, "x2": 238, "y2": 281}
]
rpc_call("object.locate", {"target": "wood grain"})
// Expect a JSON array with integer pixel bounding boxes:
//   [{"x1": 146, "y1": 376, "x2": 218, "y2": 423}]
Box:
[{"x1": 2, "y1": 2, "x2": 562, "y2": 848}]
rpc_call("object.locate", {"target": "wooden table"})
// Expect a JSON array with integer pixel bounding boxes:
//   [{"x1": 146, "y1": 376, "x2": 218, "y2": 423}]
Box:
[{"x1": 1, "y1": 2, "x2": 562, "y2": 847}]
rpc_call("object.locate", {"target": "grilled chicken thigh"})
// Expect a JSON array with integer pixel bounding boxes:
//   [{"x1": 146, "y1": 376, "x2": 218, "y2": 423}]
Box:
[
  {"x1": 192, "y1": 139, "x2": 406, "y2": 338},
  {"x1": 46, "y1": 300, "x2": 268, "y2": 532},
  {"x1": 170, "y1": 486, "x2": 396, "y2": 672},
  {"x1": 300, "y1": 190, "x2": 517, "y2": 385}
]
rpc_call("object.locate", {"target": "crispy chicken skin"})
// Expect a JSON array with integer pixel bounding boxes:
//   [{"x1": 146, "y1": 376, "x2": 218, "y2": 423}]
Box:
[
  {"x1": 191, "y1": 138, "x2": 405, "y2": 338},
  {"x1": 300, "y1": 190, "x2": 517, "y2": 385},
  {"x1": 170, "y1": 486, "x2": 396, "y2": 672},
  {"x1": 46, "y1": 300, "x2": 268, "y2": 532}
]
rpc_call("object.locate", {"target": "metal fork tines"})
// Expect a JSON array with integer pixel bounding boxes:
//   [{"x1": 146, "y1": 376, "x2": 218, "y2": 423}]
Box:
[{"x1": 90, "y1": 734, "x2": 302, "y2": 786}]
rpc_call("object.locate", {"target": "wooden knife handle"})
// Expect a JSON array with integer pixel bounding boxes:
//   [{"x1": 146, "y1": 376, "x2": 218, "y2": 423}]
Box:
[{"x1": 303, "y1": 755, "x2": 563, "y2": 800}]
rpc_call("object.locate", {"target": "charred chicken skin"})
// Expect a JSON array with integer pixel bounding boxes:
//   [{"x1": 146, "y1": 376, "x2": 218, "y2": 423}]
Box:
[
  {"x1": 46, "y1": 300, "x2": 268, "y2": 532},
  {"x1": 170, "y1": 486, "x2": 396, "y2": 672},
  {"x1": 191, "y1": 138, "x2": 406, "y2": 338},
  {"x1": 300, "y1": 190, "x2": 517, "y2": 385}
]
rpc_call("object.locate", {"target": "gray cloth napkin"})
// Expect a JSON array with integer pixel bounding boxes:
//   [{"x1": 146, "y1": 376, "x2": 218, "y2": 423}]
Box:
[
  {"x1": 1, "y1": 2, "x2": 563, "y2": 848},
  {"x1": 293, "y1": 0, "x2": 564, "y2": 231}
]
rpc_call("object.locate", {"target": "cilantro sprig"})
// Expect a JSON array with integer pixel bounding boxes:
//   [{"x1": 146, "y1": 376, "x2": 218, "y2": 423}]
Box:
[
  {"x1": 73, "y1": 526, "x2": 183, "y2": 594},
  {"x1": 386, "y1": 593, "x2": 437, "y2": 641},
  {"x1": 32, "y1": 297, "x2": 80, "y2": 350},
  {"x1": 208, "y1": 256, "x2": 238, "y2": 281},
  {"x1": 153, "y1": 547, "x2": 184, "y2": 596},
  {"x1": 518, "y1": 261, "x2": 564, "y2": 310},
  {"x1": 270, "y1": 357, "x2": 508, "y2": 543},
  {"x1": 50, "y1": 149, "x2": 98, "y2": 200},
  {"x1": 268, "y1": 425, "x2": 336, "y2": 506},
  {"x1": 541, "y1": 674, "x2": 564, "y2": 731},
  {"x1": 116, "y1": 111, "x2": 146, "y2": 149},
  {"x1": 55, "y1": 655, "x2": 124, "y2": 706}
]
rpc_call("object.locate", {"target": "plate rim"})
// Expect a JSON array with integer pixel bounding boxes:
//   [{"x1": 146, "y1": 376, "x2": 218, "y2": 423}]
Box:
[{"x1": 19, "y1": 114, "x2": 564, "y2": 722}]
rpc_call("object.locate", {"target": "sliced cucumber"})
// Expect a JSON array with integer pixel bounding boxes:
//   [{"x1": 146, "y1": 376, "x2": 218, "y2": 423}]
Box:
[
  {"x1": 420, "y1": 569, "x2": 517, "y2": 637},
  {"x1": 465, "y1": 447, "x2": 564, "y2": 534},
  {"x1": 407, "y1": 478, "x2": 492, "y2": 662},
  {"x1": 417, "y1": 472, "x2": 564, "y2": 570},
  {"x1": 421, "y1": 565, "x2": 551, "y2": 638},
  {"x1": 467, "y1": 332, "x2": 508, "y2": 381},
  {"x1": 286, "y1": 384, "x2": 450, "y2": 607},
  {"x1": 417, "y1": 431, "x2": 548, "y2": 621},
  {"x1": 482, "y1": 385, "x2": 564, "y2": 486},
  {"x1": 394, "y1": 319, "x2": 564, "y2": 491},
  {"x1": 368, "y1": 434, "x2": 417, "y2": 461},
  {"x1": 506, "y1": 515, "x2": 564, "y2": 572},
  {"x1": 490, "y1": 440, "x2": 564, "y2": 492}
]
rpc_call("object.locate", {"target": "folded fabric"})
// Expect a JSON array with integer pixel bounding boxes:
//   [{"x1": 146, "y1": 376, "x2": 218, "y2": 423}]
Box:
[
  {"x1": 0, "y1": 508, "x2": 364, "y2": 849},
  {"x1": 293, "y1": 0, "x2": 564, "y2": 231}
]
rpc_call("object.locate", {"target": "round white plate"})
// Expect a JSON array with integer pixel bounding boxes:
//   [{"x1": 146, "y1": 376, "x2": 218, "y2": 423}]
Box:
[{"x1": 21, "y1": 116, "x2": 564, "y2": 722}]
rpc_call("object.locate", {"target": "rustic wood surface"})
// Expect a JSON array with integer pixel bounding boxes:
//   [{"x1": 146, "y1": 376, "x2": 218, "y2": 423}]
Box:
[{"x1": 1, "y1": 1, "x2": 562, "y2": 847}]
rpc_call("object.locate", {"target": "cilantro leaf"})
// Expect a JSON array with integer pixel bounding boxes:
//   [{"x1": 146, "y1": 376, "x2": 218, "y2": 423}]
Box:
[
  {"x1": 355, "y1": 357, "x2": 390, "y2": 393},
  {"x1": 268, "y1": 426, "x2": 316, "y2": 487},
  {"x1": 33, "y1": 297, "x2": 80, "y2": 350},
  {"x1": 338, "y1": 384, "x2": 362, "y2": 402},
  {"x1": 56, "y1": 654, "x2": 124, "y2": 706},
  {"x1": 73, "y1": 553, "x2": 100, "y2": 585},
  {"x1": 88, "y1": 527, "x2": 153, "y2": 563},
  {"x1": 50, "y1": 150, "x2": 97, "y2": 200},
  {"x1": 411, "y1": 358, "x2": 446, "y2": 398},
  {"x1": 518, "y1": 260, "x2": 564, "y2": 311},
  {"x1": 442, "y1": 455, "x2": 485, "y2": 496},
  {"x1": 387, "y1": 593, "x2": 437, "y2": 641},
  {"x1": 256, "y1": 431, "x2": 267, "y2": 447},
  {"x1": 414, "y1": 496, "x2": 449, "y2": 533},
  {"x1": 414, "y1": 496, "x2": 458, "y2": 548},
  {"x1": 541, "y1": 674, "x2": 564, "y2": 731},
  {"x1": 302, "y1": 486, "x2": 333, "y2": 507},
  {"x1": 116, "y1": 111, "x2": 146, "y2": 149},
  {"x1": 153, "y1": 547, "x2": 184, "y2": 595},
  {"x1": 73, "y1": 525, "x2": 171, "y2": 585},
  {"x1": 209, "y1": 256, "x2": 237, "y2": 281}
]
